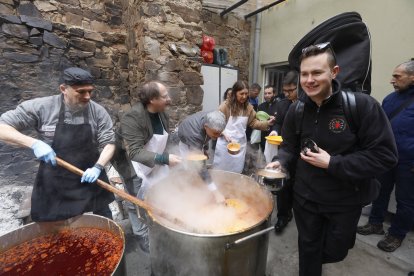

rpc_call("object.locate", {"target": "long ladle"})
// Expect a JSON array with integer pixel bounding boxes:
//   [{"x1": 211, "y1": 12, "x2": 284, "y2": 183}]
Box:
[{"x1": 55, "y1": 157, "x2": 189, "y2": 229}]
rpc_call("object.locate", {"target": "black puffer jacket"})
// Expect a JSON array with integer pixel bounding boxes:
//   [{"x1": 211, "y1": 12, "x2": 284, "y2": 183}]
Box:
[{"x1": 278, "y1": 80, "x2": 398, "y2": 206}]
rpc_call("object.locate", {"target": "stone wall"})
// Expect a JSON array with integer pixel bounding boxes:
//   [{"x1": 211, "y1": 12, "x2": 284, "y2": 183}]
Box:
[
  {"x1": 0, "y1": 0, "x2": 251, "y2": 187},
  {"x1": 122, "y1": 0, "x2": 205, "y2": 125},
  {"x1": 0, "y1": 0, "x2": 128, "y2": 185},
  {"x1": 202, "y1": 9, "x2": 251, "y2": 81},
  {"x1": 121, "y1": 0, "x2": 251, "y2": 124}
]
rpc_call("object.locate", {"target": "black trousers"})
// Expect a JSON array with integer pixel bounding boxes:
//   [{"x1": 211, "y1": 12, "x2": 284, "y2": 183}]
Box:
[
  {"x1": 293, "y1": 200, "x2": 362, "y2": 276},
  {"x1": 275, "y1": 179, "x2": 293, "y2": 219}
]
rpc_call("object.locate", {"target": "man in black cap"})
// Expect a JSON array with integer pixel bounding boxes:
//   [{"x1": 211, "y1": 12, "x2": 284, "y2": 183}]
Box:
[{"x1": 0, "y1": 67, "x2": 116, "y2": 222}]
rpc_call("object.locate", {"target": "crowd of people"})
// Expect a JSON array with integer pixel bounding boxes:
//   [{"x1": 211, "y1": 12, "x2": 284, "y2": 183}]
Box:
[{"x1": 0, "y1": 47, "x2": 413, "y2": 275}]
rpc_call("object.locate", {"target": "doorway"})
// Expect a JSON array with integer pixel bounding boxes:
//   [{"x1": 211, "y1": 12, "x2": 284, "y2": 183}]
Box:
[{"x1": 264, "y1": 63, "x2": 291, "y2": 97}]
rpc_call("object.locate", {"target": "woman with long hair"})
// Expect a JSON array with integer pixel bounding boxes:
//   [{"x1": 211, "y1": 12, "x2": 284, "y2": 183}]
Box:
[{"x1": 213, "y1": 80, "x2": 275, "y2": 173}]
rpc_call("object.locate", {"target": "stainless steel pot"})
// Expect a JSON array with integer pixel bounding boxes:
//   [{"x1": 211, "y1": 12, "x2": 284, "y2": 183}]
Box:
[
  {"x1": 0, "y1": 214, "x2": 125, "y2": 276},
  {"x1": 145, "y1": 170, "x2": 274, "y2": 276},
  {"x1": 254, "y1": 168, "x2": 287, "y2": 192}
]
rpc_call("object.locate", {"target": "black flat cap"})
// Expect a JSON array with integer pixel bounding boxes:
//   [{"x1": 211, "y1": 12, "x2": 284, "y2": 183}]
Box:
[{"x1": 62, "y1": 67, "x2": 94, "y2": 86}]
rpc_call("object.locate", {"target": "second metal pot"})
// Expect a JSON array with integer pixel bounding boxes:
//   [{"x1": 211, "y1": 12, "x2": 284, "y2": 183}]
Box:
[{"x1": 255, "y1": 169, "x2": 287, "y2": 192}]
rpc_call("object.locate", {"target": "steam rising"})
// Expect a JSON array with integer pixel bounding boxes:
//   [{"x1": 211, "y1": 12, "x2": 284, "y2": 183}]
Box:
[{"x1": 145, "y1": 164, "x2": 273, "y2": 235}]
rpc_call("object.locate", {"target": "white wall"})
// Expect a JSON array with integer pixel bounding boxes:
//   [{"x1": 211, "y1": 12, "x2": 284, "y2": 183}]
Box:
[{"x1": 257, "y1": 0, "x2": 414, "y2": 102}]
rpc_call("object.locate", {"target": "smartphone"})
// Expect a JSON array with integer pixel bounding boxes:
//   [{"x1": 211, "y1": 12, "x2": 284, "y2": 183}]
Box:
[{"x1": 301, "y1": 138, "x2": 319, "y2": 155}]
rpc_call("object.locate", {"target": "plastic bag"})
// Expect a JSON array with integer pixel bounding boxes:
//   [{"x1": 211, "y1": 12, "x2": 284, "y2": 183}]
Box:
[
  {"x1": 201, "y1": 50, "x2": 213, "y2": 64},
  {"x1": 250, "y1": 129, "x2": 261, "y2": 144},
  {"x1": 264, "y1": 141, "x2": 278, "y2": 163},
  {"x1": 201, "y1": 35, "x2": 215, "y2": 51}
]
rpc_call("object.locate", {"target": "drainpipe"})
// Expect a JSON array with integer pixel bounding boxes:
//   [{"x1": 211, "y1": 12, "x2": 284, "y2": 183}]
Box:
[{"x1": 252, "y1": 13, "x2": 261, "y2": 84}]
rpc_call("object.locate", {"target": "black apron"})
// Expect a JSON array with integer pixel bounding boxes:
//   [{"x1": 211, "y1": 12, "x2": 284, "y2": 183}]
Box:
[{"x1": 31, "y1": 99, "x2": 114, "y2": 222}]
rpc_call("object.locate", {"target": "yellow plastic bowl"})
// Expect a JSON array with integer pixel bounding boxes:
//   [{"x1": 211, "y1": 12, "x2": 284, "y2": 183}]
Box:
[
  {"x1": 265, "y1": 135, "x2": 283, "y2": 145},
  {"x1": 227, "y1": 142, "x2": 241, "y2": 155}
]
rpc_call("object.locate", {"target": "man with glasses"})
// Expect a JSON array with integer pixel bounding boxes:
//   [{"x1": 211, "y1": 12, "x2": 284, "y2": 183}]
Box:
[
  {"x1": 268, "y1": 70, "x2": 299, "y2": 234},
  {"x1": 119, "y1": 81, "x2": 181, "y2": 253},
  {"x1": 0, "y1": 67, "x2": 116, "y2": 222},
  {"x1": 266, "y1": 43, "x2": 398, "y2": 275}
]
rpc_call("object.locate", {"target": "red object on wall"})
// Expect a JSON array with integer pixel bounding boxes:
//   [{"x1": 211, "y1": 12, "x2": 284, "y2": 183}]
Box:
[
  {"x1": 201, "y1": 50, "x2": 213, "y2": 64},
  {"x1": 201, "y1": 35, "x2": 215, "y2": 51}
]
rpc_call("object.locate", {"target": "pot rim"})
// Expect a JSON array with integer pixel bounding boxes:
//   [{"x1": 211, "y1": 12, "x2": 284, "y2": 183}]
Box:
[{"x1": 257, "y1": 168, "x2": 286, "y2": 179}]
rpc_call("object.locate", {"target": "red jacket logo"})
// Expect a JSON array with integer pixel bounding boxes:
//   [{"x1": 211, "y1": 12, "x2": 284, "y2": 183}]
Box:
[{"x1": 329, "y1": 118, "x2": 346, "y2": 133}]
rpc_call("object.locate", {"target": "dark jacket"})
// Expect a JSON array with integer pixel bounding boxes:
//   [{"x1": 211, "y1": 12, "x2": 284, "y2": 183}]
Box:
[
  {"x1": 258, "y1": 98, "x2": 278, "y2": 119},
  {"x1": 382, "y1": 85, "x2": 414, "y2": 163},
  {"x1": 120, "y1": 102, "x2": 169, "y2": 168},
  {"x1": 278, "y1": 80, "x2": 398, "y2": 206},
  {"x1": 272, "y1": 98, "x2": 292, "y2": 135},
  {"x1": 258, "y1": 98, "x2": 278, "y2": 150},
  {"x1": 178, "y1": 111, "x2": 209, "y2": 151}
]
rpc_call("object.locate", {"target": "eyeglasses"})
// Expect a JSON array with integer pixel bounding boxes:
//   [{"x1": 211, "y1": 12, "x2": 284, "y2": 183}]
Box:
[
  {"x1": 160, "y1": 93, "x2": 170, "y2": 99},
  {"x1": 302, "y1": 42, "x2": 337, "y2": 64},
  {"x1": 283, "y1": 87, "x2": 297, "y2": 94}
]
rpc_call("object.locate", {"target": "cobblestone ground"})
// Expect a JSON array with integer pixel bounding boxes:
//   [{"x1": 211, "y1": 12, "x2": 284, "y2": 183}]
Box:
[{"x1": 0, "y1": 185, "x2": 28, "y2": 235}]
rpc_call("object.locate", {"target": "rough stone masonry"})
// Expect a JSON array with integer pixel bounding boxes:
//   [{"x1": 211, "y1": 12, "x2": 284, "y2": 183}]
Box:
[{"x1": 0, "y1": 0, "x2": 250, "y2": 232}]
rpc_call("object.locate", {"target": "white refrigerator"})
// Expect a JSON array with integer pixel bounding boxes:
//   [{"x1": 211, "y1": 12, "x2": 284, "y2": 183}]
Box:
[{"x1": 201, "y1": 65, "x2": 238, "y2": 111}]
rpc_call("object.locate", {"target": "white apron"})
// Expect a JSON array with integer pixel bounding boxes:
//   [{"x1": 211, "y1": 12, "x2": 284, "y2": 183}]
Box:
[
  {"x1": 132, "y1": 127, "x2": 169, "y2": 199},
  {"x1": 213, "y1": 115, "x2": 248, "y2": 173}
]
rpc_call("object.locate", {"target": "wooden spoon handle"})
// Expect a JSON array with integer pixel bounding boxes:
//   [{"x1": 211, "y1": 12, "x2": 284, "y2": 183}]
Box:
[
  {"x1": 55, "y1": 157, "x2": 164, "y2": 218},
  {"x1": 56, "y1": 157, "x2": 191, "y2": 230}
]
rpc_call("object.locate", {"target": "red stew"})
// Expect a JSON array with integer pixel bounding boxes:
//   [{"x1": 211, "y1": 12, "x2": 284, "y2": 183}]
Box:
[{"x1": 0, "y1": 227, "x2": 123, "y2": 276}]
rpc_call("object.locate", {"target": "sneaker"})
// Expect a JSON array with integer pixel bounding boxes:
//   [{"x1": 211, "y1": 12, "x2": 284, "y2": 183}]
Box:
[
  {"x1": 356, "y1": 223, "x2": 384, "y2": 235},
  {"x1": 408, "y1": 272, "x2": 414, "y2": 276},
  {"x1": 377, "y1": 234, "x2": 403, "y2": 252}
]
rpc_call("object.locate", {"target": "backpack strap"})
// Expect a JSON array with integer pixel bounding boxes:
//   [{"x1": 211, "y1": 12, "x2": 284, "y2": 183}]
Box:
[
  {"x1": 295, "y1": 100, "x2": 305, "y2": 135},
  {"x1": 341, "y1": 90, "x2": 359, "y2": 133},
  {"x1": 388, "y1": 95, "x2": 414, "y2": 121},
  {"x1": 295, "y1": 91, "x2": 359, "y2": 135}
]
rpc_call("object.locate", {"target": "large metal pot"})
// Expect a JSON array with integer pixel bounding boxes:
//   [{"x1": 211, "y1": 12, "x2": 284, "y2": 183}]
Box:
[
  {"x1": 145, "y1": 170, "x2": 274, "y2": 276},
  {"x1": 0, "y1": 214, "x2": 125, "y2": 276}
]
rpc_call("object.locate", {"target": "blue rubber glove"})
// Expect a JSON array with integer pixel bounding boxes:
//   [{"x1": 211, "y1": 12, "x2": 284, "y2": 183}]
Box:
[
  {"x1": 81, "y1": 167, "x2": 101, "y2": 183},
  {"x1": 31, "y1": 140, "x2": 56, "y2": 166}
]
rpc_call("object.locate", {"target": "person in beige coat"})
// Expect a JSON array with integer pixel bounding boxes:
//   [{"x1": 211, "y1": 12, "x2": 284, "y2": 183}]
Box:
[{"x1": 213, "y1": 80, "x2": 274, "y2": 173}]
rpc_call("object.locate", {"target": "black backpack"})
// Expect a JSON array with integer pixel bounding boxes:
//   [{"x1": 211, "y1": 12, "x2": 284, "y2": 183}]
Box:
[
  {"x1": 288, "y1": 12, "x2": 372, "y2": 95},
  {"x1": 290, "y1": 12, "x2": 372, "y2": 136}
]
